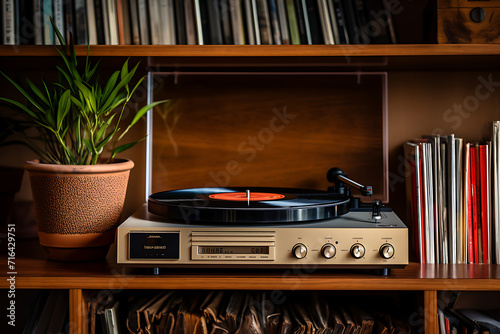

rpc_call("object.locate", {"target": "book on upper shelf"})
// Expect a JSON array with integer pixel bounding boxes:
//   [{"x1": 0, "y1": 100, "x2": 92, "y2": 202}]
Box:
[
  {"x1": 2, "y1": 0, "x2": 15, "y2": 45},
  {"x1": 14, "y1": 1, "x2": 34, "y2": 45},
  {"x1": 0, "y1": 0, "x2": 400, "y2": 45},
  {"x1": 137, "y1": 0, "x2": 150, "y2": 44},
  {"x1": 74, "y1": 0, "x2": 88, "y2": 45},
  {"x1": 86, "y1": 0, "x2": 97, "y2": 44}
]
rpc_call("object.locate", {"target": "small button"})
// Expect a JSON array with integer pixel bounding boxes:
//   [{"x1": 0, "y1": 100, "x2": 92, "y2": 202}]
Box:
[{"x1": 470, "y1": 8, "x2": 486, "y2": 23}]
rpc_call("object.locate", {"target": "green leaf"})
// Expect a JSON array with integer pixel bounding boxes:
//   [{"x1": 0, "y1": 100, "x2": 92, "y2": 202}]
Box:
[
  {"x1": 70, "y1": 96, "x2": 83, "y2": 109},
  {"x1": 66, "y1": 149, "x2": 77, "y2": 165},
  {"x1": 56, "y1": 65, "x2": 74, "y2": 89},
  {"x1": 0, "y1": 71, "x2": 46, "y2": 113},
  {"x1": 102, "y1": 71, "x2": 120, "y2": 101},
  {"x1": 84, "y1": 45, "x2": 90, "y2": 78},
  {"x1": 42, "y1": 80, "x2": 53, "y2": 108},
  {"x1": 95, "y1": 114, "x2": 116, "y2": 141},
  {"x1": 26, "y1": 78, "x2": 49, "y2": 106},
  {"x1": 45, "y1": 108, "x2": 56, "y2": 129},
  {"x1": 57, "y1": 90, "x2": 72, "y2": 130},
  {"x1": 130, "y1": 100, "x2": 168, "y2": 128},
  {"x1": 55, "y1": 39, "x2": 81, "y2": 83},
  {"x1": 120, "y1": 59, "x2": 129, "y2": 82},
  {"x1": 100, "y1": 70, "x2": 136, "y2": 112},
  {"x1": 54, "y1": 83, "x2": 66, "y2": 91},
  {"x1": 127, "y1": 61, "x2": 140, "y2": 78},
  {"x1": 75, "y1": 116, "x2": 81, "y2": 147},
  {"x1": 84, "y1": 60, "x2": 100, "y2": 83},
  {"x1": 0, "y1": 97, "x2": 40, "y2": 120},
  {"x1": 128, "y1": 76, "x2": 145, "y2": 97},
  {"x1": 103, "y1": 97, "x2": 127, "y2": 115},
  {"x1": 74, "y1": 81, "x2": 96, "y2": 114},
  {"x1": 69, "y1": 37, "x2": 78, "y2": 77},
  {"x1": 111, "y1": 138, "x2": 144, "y2": 158},
  {"x1": 95, "y1": 131, "x2": 114, "y2": 152},
  {"x1": 82, "y1": 138, "x2": 94, "y2": 153},
  {"x1": 50, "y1": 16, "x2": 66, "y2": 46},
  {"x1": 54, "y1": 48, "x2": 75, "y2": 80}
]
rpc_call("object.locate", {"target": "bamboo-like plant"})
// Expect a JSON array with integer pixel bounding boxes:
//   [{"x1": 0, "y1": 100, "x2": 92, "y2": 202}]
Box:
[{"x1": 0, "y1": 25, "x2": 166, "y2": 165}]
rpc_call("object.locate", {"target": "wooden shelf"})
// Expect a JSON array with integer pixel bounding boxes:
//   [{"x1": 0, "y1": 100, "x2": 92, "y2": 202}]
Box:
[
  {"x1": 1, "y1": 254, "x2": 500, "y2": 291},
  {"x1": 2, "y1": 44, "x2": 500, "y2": 70},
  {"x1": 2, "y1": 44, "x2": 500, "y2": 57}
]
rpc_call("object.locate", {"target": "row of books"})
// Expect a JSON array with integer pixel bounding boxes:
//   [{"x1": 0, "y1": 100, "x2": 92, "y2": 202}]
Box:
[
  {"x1": 404, "y1": 121, "x2": 500, "y2": 264},
  {"x1": 89, "y1": 290, "x2": 412, "y2": 334},
  {"x1": 0, "y1": 0, "x2": 398, "y2": 46}
]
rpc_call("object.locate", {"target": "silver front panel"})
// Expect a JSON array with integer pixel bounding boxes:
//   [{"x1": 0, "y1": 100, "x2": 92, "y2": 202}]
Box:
[{"x1": 117, "y1": 205, "x2": 408, "y2": 267}]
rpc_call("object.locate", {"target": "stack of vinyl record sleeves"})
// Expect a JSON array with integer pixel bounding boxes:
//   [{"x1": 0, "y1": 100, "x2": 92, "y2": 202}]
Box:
[{"x1": 87, "y1": 290, "x2": 413, "y2": 334}]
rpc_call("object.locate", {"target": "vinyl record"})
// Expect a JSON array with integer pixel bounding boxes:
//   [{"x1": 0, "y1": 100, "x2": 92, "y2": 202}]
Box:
[{"x1": 148, "y1": 187, "x2": 350, "y2": 224}]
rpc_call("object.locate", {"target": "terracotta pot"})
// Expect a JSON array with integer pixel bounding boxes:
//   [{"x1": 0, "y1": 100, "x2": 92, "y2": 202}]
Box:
[{"x1": 24, "y1": 159, "x2": 134, "y2": 261}]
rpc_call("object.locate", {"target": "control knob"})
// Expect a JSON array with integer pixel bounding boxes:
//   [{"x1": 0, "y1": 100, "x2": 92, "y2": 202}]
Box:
[
  {"x1": 350, "y1": 243, "x2": 365, "y2": 259},
  {"x1": 379, "y1": 244, "x2": 395, "y2": 259},
  {"x1": 321, "y1": 243, "x2": 336, "y2": 259},
  {"x1": 292, "y1": 243, "x2": 307, "y2": 259}
]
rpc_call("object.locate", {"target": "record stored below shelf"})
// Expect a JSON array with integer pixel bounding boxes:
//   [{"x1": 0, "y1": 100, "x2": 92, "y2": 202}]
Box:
[{"x1": 148, "y1": 187, "x2": 351, "y2": 224}]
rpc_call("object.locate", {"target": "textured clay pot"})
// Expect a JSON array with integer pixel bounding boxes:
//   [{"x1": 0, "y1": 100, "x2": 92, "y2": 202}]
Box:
[{"x1": 24, "y1": 159, "x2": 134, "y2": 261}]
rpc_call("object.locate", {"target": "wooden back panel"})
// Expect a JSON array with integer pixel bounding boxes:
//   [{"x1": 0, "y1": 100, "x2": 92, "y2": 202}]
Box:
[
  {"x1": 437, "y1": 0, "x2": 500, "y2": 43},
  {"x1": 438, "y1": 0, "x2": 500, "y2": 8},
  {"x1": 149, "y1": 72, "x2": 387, "y2": 202}
]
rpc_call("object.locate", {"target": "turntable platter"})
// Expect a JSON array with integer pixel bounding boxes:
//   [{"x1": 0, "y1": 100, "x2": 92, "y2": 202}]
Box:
[{"x1": 148, "y1": 187, "x2": 350, "y2": 224}]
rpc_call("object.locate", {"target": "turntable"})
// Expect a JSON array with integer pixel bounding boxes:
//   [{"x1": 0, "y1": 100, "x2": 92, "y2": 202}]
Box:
[{"x1": 116, "y1": 168, "x2": 408, "y2": 275}]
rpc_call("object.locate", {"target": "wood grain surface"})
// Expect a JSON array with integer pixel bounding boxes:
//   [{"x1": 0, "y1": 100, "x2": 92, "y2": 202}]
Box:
[
  {"x1": 150, "y1": 73, "x2": 386, "y2": 201},
  {"x1": 3, "y1": 44, "x2": 500, "y2": 57},
  {"x1": 438, "y1": 8, "x2": 500, "y2": 44},
  {"x1": 1, "y1": 253, "x2": 500, "y2": 290},
  {"x1": 69, "y1": 289, "x2": 88, "y2": 334}
]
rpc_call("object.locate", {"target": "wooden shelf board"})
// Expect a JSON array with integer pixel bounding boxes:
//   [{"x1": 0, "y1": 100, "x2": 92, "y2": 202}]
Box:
[
  {"x1": 1, "y1": 44, "x2": 500, "y2": 57},
  {"x1": 1, "y1": 256, "x2": 500, "y2": 290}
]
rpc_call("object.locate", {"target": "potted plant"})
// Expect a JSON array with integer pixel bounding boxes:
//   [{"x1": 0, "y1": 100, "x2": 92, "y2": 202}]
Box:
[{"x1": 0, "y1": 28, "x2": 166, "y2": 261}]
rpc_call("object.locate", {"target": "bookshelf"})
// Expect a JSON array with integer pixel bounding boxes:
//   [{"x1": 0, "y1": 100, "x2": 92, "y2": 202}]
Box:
[{"x1": 1, "y1": 43, "x2": 500, "y2": 333}]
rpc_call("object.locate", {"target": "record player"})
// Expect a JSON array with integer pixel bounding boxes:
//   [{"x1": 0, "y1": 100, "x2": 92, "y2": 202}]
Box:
[{"x1": 117, "y1": 168, "x2": 408, "y2": 275}]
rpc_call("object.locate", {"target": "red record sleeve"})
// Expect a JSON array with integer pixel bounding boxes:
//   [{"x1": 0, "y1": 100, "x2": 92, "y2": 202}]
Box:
[
  {"x1": 418, "y1": 143, "x2": 426, "y2": 263},
  {"x1": 470, "y1": 146, "x2": 478, "y2": 264},
  {"x1": 464, "y1": 144, "x2": 473, "y2": 263},
  {"x1": 479, "y1": 145, "x2": 489, "y2": 264}
]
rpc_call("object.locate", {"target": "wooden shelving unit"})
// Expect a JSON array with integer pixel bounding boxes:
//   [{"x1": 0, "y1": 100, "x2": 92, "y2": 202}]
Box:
[{"x1": 1, "y1": 43, "x2": 500, "y2": 334}]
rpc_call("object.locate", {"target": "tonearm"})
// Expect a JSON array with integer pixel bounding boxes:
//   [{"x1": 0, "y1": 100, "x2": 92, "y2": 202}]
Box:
[{"x1": 327, "y1": 167, "x2": 381, "y2": 221}]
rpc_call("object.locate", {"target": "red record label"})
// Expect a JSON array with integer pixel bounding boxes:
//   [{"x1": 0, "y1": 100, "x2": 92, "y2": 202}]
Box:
[{"x1": 209, "y1": 192, "x2": 285, "y2": 201}]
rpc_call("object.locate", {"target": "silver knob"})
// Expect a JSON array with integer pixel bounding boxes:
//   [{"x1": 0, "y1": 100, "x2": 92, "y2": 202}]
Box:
[
  {"x1": 350, "y1": 243, "x2": 365, "y2": 259},
  {"x1": 292, "y1": 243, "x2": 307, "y2": 259},
  {"x1": 380, "y1": 244, "x2": 395, "y2": 259},
  {"x1": 321, "y1": 243, "x2": 336, "y2": 259}
]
